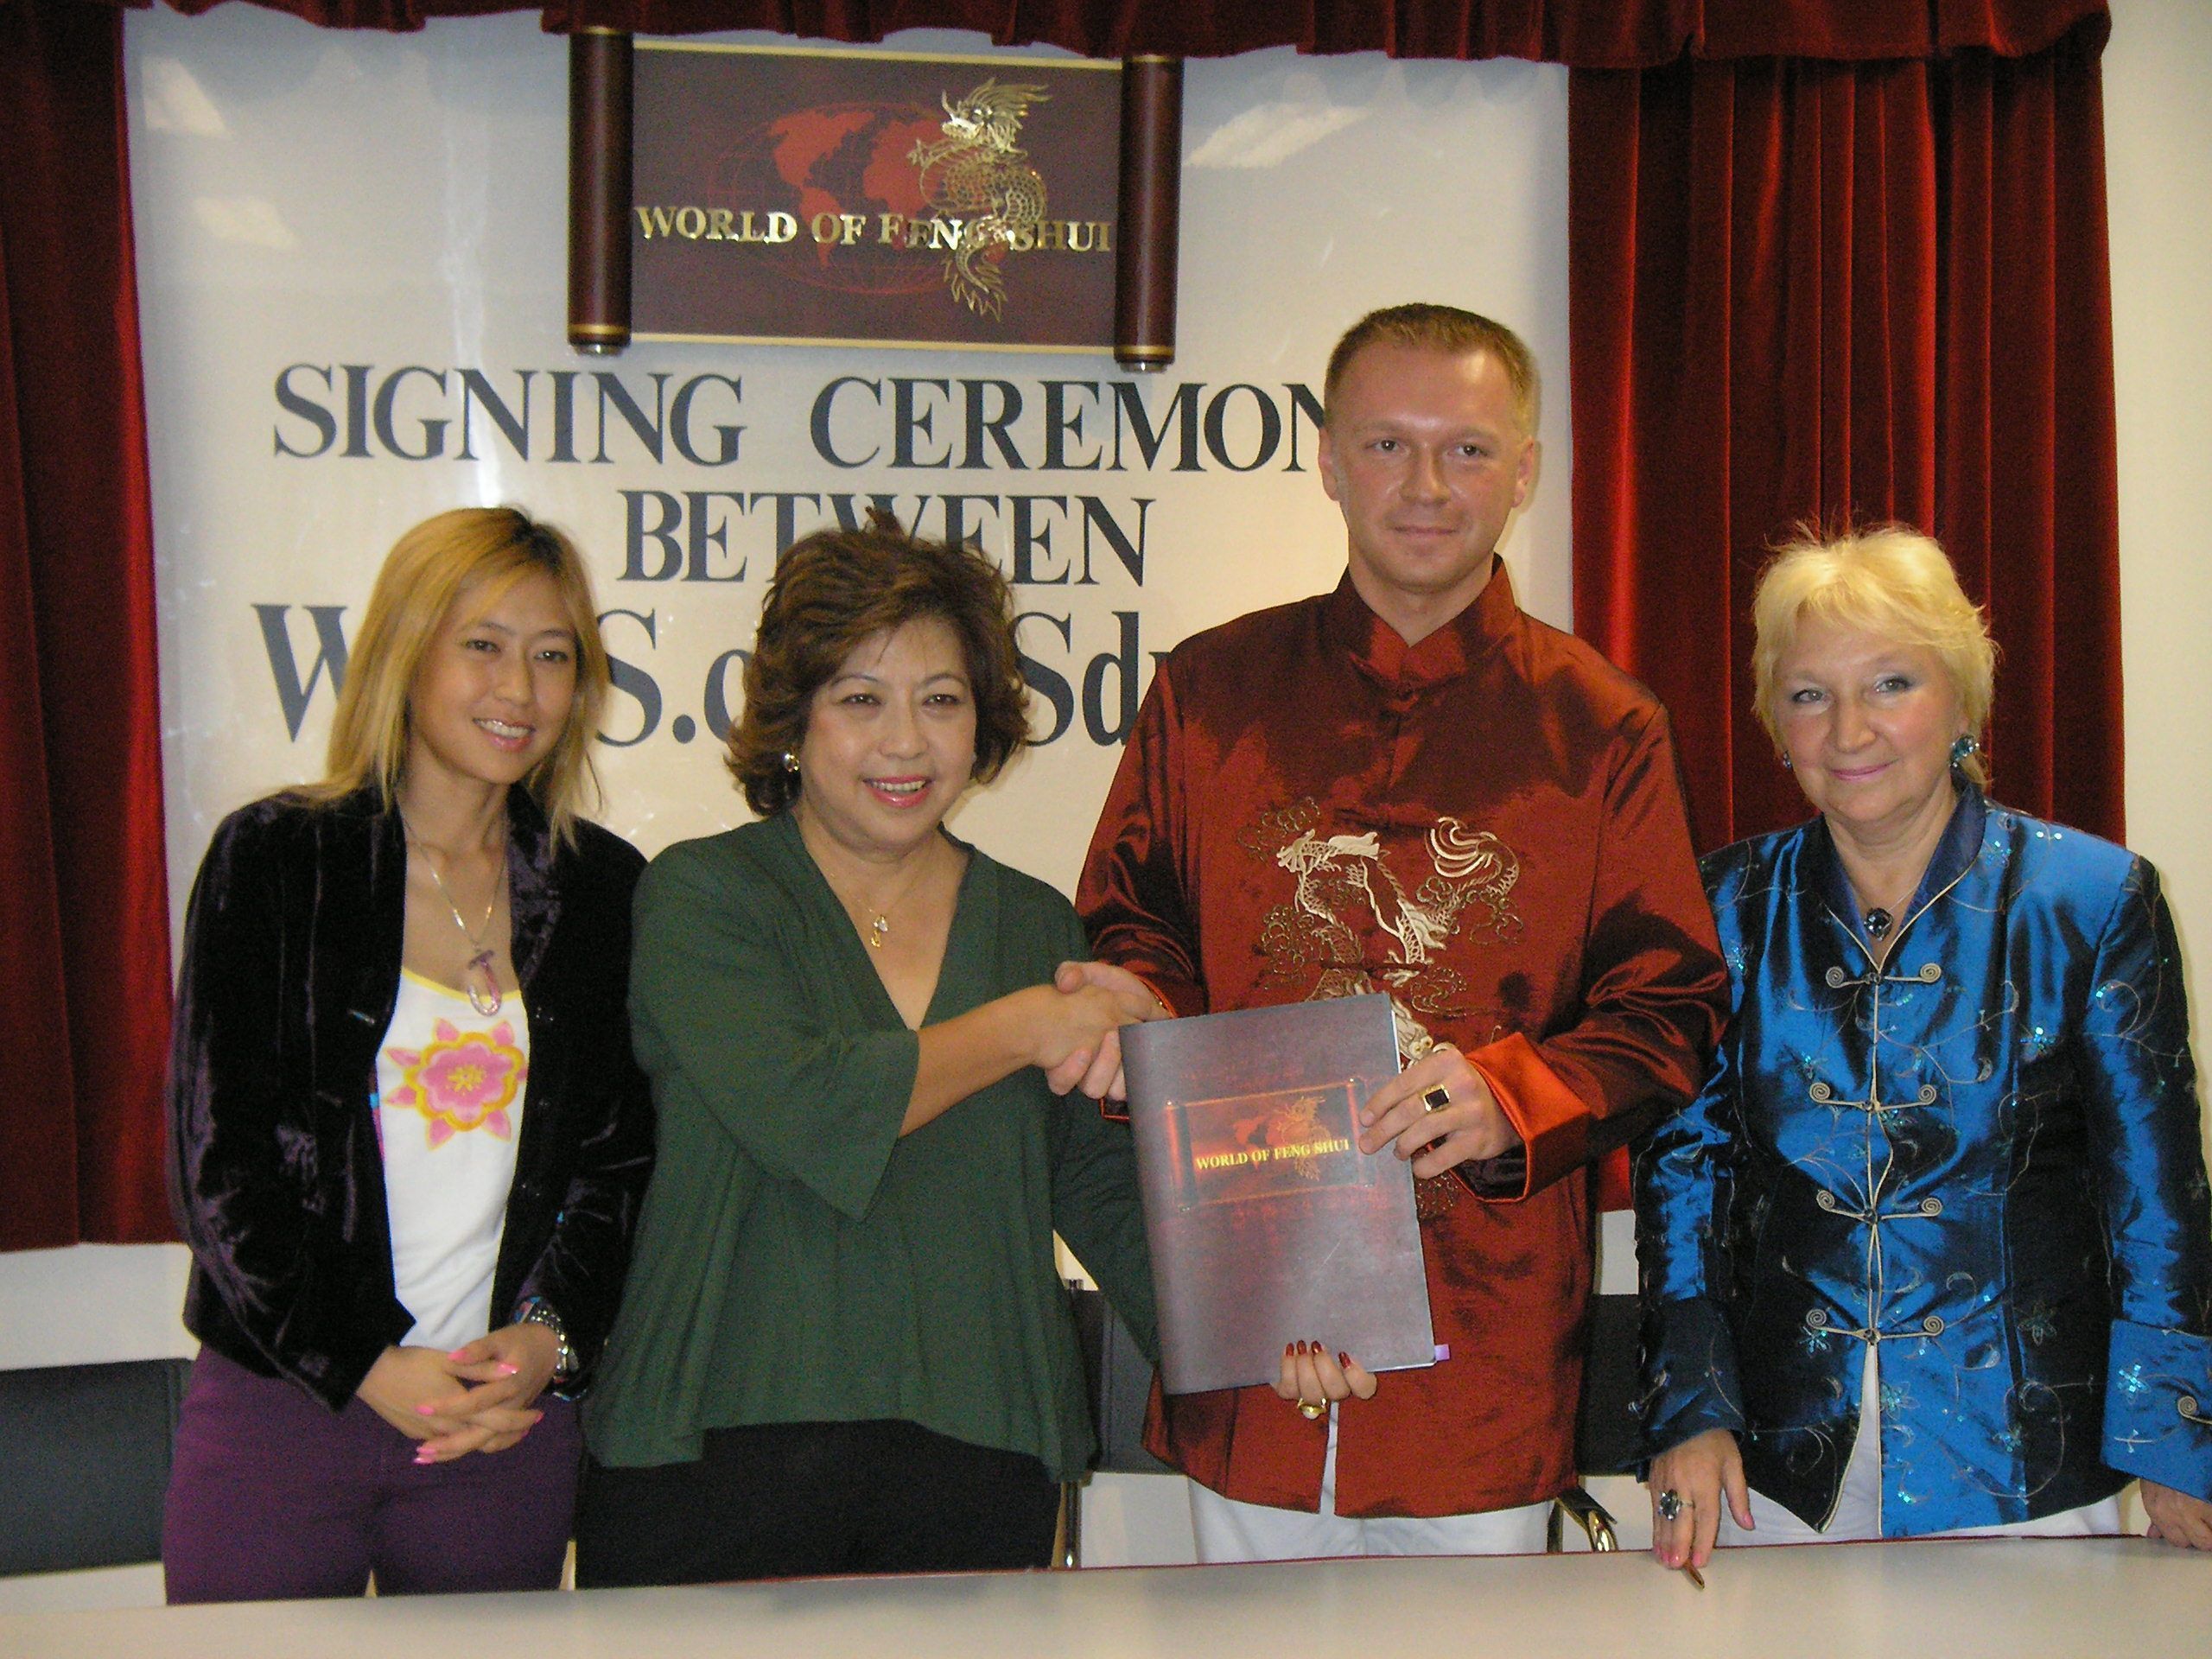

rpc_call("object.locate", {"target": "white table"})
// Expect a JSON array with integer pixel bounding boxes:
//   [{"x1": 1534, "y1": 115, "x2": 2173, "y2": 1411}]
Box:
[{"x1": 3, "y1": 1538, "x2": 2206, "y2": 1657}]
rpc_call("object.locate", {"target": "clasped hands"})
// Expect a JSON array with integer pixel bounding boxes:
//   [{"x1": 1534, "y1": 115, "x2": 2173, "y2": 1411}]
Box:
[
  {"x1": 355, "y1": 1319, "x2": 562, "y2": 1464},
  {"x1": 1044, "y1": 961, "x2": 1172, "y2": 1099}
]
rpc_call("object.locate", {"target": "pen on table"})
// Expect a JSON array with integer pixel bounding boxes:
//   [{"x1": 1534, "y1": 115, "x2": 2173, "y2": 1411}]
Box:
[{"x1": 1681, "y1": 1562, "x2": 1706, "y2": 1590}]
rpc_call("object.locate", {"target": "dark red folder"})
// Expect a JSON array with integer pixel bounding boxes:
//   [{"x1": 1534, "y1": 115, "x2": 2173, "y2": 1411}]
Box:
[{"x1": 1121, "y1": 994, "x2": 1436, "y2": 1394}]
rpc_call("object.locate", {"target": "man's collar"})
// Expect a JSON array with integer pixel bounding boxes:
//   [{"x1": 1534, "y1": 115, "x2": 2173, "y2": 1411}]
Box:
[{"x1": 1324, "y1": 556, "x2": 1516, "y2": 690}]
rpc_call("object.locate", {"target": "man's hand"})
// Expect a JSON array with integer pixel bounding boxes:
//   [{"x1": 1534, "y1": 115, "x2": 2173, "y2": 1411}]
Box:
[{"x1": 1357, "y1": 1044, "x2": 1519, "y2": 1177}]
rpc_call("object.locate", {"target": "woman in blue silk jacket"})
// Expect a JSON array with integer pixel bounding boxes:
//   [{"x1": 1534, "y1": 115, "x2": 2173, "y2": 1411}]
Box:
[{"x1": 1637, "y1": 527, "x2": 2212, "y2": 1567}]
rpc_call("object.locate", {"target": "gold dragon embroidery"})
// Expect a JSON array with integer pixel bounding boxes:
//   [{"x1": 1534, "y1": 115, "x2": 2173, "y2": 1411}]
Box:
[
  {"x1": 1243, "y1": 799, "x2": 1525, "y2": 1220},
  {"x1": 1242, "y1": 798, "x2": 1522, "y2": 1042},
  {"x1": 906, "y1": 79, "x2": 1051, "y2": 318}
]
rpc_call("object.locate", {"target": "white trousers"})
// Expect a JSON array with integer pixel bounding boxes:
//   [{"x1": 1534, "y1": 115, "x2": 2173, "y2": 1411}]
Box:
[
  {"x1": 1188, "y1": 1406, "x2": 1552, "y2": 1563},
  {"x1": 1716, "y1": 1348, "x2": 2121, "y2": 1545}
]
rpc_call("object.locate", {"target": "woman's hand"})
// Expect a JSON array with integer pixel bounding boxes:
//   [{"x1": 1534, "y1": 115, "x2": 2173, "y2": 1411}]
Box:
[
  {"x1": 2142, "y1": 1479, "x2": 2212, "y2": 1549},
  {"x1": 1273, "y1": 1340, "x2": 1378, "y2": 1415},
  {"x1": 906, "y1": 964, "x2": 1161, "y2": 1134},
  {"x1": 356, "y1": 1327, "x2": 556, "y2": 1464},
  {"x1": 356, "y1": 1345, "x2": 480, "y2": 1441},
  {"x1": 1647, "y1": 1427, "x2": 1751, "y2": 1569},
  {"x1": 1038, "y1": 962, "x2": 1166, "y2": 1099},
  {"x1": 407, "y1": 1321, "x2": 562, "y2": 1462},
  {"x1": 1357, "y1": 1044, "x2": 1520, "y2": 1178}
]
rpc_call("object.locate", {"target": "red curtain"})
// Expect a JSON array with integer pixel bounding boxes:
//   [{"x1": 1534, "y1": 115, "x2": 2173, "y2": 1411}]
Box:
[
  {"x1": 0, "y1": 0, "x2": 174, "y2": 1248},
  {"x1": 1570, "y1": 15, "x2": 2121, "y2": 850}
]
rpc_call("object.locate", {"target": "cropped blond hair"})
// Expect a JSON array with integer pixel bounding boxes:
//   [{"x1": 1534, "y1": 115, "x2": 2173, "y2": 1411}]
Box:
[
  {"x1": 296, "y1": 506, "x2": 607, "y2": 842},
  {"x1": 1750, "y1": 525, "x2": 1995, "y2": 786}
]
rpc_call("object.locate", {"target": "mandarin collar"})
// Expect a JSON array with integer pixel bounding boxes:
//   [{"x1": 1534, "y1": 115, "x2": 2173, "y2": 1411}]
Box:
[
  {"x1": 1804, "y1": 779, "x2": 1989, "y2": 944},
  {"x1": 1322, "y1": 556, "x2": 1517, "y2": 691}
]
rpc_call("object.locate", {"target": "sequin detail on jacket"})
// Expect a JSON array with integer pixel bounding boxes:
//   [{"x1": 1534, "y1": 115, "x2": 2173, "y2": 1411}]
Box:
[{"x1": 1635, "y1": 786, "x2": 2212, "y2": 1533}]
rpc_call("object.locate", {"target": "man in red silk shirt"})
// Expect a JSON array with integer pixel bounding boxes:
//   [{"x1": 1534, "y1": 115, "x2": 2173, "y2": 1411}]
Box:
[{"x1": 1075, "y1": 304, "x2": 1728, "y2": 1560}]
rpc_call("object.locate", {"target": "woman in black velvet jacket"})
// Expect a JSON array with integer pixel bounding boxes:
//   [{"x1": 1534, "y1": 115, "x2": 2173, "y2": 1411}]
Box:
[{"x1": 162, "y1": 507, "x2": 653, "y2": 1602}]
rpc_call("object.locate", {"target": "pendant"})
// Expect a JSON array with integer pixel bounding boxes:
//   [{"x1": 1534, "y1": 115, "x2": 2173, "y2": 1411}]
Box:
[
  {"x1": 868, "y1": 913, "x2": 891, "y2": 950},
  {"x1": 464, "y1": 948, "x2": 504, "y2": 1017}
]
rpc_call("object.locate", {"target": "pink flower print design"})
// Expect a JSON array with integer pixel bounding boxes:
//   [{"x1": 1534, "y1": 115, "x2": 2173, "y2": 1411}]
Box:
[{"x1": 384, "y1": 1019, "x2": 527, "y2": 1147}]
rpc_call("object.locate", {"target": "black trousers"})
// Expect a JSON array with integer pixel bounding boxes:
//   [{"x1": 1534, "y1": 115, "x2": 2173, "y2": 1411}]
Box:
[{"x1": 574, "y1": 1418, "x2": 1061, "y2": 1586}]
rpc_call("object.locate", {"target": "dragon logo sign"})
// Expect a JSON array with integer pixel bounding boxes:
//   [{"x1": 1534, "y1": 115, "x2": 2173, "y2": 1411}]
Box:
[
  {"x1": 908, "y1": 79, "x2": 1052, "y2": 318},
  {"x1": 628, "y1": 45, "x2": 1121, "y2": 349}
]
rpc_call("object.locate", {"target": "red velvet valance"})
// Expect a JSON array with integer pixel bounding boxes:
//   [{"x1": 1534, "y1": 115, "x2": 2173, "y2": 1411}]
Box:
[{"x1": 100, "y1": 0, "x2": 2103, "y2": 64}]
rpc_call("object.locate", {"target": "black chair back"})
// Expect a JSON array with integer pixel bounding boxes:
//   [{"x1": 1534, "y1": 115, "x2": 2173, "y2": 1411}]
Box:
[{"x1": 0, "y1": 1357, "x2": 193, "y2": 1577}]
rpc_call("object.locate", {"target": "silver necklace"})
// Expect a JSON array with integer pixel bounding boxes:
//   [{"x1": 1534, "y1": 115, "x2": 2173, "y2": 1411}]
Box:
[{"x1": 404, "y1": 818, "x2": 506, "y2": 1016}]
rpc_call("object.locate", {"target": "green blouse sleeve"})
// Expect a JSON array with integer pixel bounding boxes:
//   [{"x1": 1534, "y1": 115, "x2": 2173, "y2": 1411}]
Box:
[
  {"x1": 1043, "y1": 904, "x2": 1160, "y2": 1360},
  {"x1": 629, "y1": 834, "x2": 912, "y2": 1222}
]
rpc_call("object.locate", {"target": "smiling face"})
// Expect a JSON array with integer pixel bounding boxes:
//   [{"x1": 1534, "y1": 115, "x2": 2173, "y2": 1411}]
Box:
[
  {"x1": 1771, "y1": 613, "x2": 1968, "y2": 854},
  {"x1": 404, "y1": 569, "x2": 578, "y2": 801},
  {"x1": 793, "y1": 615, "x2": 978, "y2": 865},
  {"x1": 1317, "y1": 342, "x2": 1536, "y2": 639}
]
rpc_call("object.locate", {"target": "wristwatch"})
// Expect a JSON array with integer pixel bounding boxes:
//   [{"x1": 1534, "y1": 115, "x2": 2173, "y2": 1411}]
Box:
[{"x1": 517, "y1": 1298, "x2": 578, "y2": 1383}]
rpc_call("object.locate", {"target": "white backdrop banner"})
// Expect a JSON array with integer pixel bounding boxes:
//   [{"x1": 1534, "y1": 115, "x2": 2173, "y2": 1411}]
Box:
[{"x1": 129, "y1": 10, "x2": 1572, "y2": 915}]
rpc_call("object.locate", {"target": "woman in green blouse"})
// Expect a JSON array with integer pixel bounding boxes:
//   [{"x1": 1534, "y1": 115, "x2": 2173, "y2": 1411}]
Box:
[{"x1": 575, "y1": 515, "x2": 1160, "y2": 1582}]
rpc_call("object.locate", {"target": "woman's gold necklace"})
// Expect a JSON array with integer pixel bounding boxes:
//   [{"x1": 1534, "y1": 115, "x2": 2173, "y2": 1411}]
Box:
[
  {"x1": 843, "y1": 854, "x2": 935, "y2": 950},
  {"x1": 404, "y1": 819, "x2": 507, "y2": 1014}
]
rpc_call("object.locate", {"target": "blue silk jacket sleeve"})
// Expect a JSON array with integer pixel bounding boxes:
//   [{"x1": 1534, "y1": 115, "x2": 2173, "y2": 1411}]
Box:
[
  {"x1": 1633, "y1": 1020, "x2": 1750, "y2": 1456},
  {"x1": 2082, "y1": 859, "x2": 2212, "y2": 1498},
  {"x1": 1045, "y1": 908, "x2": 1161, "y2": 1364}
]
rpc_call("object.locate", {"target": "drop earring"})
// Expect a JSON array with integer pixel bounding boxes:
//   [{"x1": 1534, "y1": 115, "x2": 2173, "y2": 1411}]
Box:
[{"x1": 1949, "y1": 733, "x2": 1980, "y2": 770}]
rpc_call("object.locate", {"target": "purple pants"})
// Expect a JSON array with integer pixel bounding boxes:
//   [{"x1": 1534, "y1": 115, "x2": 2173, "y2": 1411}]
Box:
[{"x1": 162, "y1": 1346, "x2": 579, "y2": 1603}]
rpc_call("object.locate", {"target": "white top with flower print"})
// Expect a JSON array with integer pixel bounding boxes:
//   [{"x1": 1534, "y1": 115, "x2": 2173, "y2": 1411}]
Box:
[{"x1": 374, "y1": 969, "x2": 530, "y2": 1351}]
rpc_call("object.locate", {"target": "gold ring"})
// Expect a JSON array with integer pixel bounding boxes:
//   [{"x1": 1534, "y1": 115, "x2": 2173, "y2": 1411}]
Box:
[
  {"x1": 1297, "y1": 1399, "x2": 1325, "y2": 1421},
  {"x1": 1421, "y1": 1085, "x2": 1452, "y2": 1113}
]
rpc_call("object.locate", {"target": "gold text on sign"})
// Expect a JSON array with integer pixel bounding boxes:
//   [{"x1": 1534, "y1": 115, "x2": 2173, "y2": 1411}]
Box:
[{"x1": 635, "y1": 205, "x2": 1111, "y2": 254}]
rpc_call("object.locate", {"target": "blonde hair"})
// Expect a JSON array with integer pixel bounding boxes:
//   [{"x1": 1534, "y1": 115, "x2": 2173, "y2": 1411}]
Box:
[
  {"x1": 296, "y1": 507, "x2": 608, "y2": 842},
  {"x1": 1750, "y1": 525, "x2": 1995, "y2": 786},
  {"x1": 1324, "y1": 303, "x2": 1540, "y2": 435}
]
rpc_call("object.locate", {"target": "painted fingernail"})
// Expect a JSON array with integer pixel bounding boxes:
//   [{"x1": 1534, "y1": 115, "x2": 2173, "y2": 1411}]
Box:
[
  {"x1": 1338, "y1": 1352, "x2": 1351, "y2": 1368},
  {"x1": 1285, "y1": 1341, "x2": 1296, "y2": 1357},
  {"x1": 448, "y1": 1349, "x2": 469, "y2": 1361},
  {"x1": 498, "y1": 1363, "x2": 520, "y2": 1376},
  {"x1": 416, "y1": 1403, "x2": 435, "y2": 1416}
]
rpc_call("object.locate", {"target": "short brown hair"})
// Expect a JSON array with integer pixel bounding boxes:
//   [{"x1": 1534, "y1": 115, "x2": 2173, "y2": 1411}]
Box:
[
  {"x1": 728, "y1": 518, "x2": 1031, "y2": 815},
  {"x1": 296, "y1": 506, "x2": 608, "y2": 844},
  {"x1": 1324, "y1": 303, "x2": 1540, "y2": 435}
]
